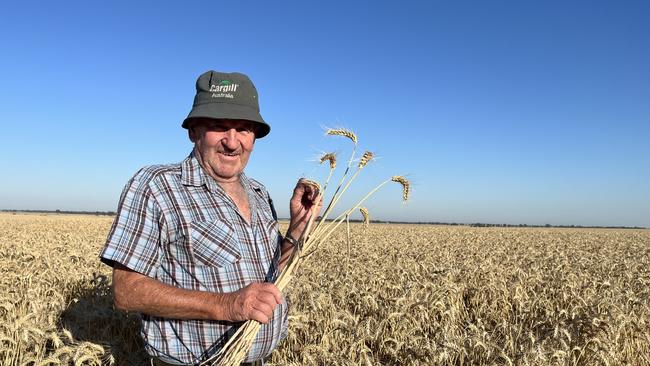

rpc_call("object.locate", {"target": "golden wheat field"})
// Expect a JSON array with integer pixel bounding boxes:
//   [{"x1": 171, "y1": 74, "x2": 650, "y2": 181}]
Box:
[{"x1": 1, "y1": 212, "x2": 649, "y2": 366}]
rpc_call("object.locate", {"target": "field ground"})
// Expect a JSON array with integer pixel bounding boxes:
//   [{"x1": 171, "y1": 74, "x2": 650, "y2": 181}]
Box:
[{"x1": 1, "y1": 212, "x2": 649, "y2": 365}]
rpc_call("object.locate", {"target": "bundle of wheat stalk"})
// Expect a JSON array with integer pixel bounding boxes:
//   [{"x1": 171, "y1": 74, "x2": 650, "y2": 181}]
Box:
[{"x1": 205, "y1": 129, "x2": 409, "y2": 365}]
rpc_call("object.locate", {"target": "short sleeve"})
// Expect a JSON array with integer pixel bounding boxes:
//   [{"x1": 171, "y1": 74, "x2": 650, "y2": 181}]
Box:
[{"x1": 100, "y1": 173, "x2": 161, "y2": 277}]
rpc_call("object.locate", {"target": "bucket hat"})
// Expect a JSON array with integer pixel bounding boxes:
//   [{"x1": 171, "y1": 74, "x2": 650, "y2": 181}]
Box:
[{"x1": 182, "y1": 70, "x2": 270, "y2": 138}]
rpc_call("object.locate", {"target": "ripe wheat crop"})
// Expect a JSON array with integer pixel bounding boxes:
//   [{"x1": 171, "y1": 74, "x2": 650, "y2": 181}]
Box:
[{"x1": 1, "y1": 212, "x2": 649, "y2": 365}]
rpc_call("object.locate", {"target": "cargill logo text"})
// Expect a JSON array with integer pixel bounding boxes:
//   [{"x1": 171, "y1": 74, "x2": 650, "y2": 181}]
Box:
[{"x1": 210, "y1": 83, "x2": 239, "y2": 93}]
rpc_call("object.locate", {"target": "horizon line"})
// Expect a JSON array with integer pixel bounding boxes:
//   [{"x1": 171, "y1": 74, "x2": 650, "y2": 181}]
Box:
[{"x1": 1, "y1": 209, "x2": 646, "y2": 230}]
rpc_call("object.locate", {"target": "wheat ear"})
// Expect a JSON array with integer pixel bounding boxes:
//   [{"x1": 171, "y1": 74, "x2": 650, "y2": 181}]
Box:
[
  {"x1": 311, "y1": 150, "x2": 374, "y2": 241},
  {"x1": 307, "y1": 176, "x2": 410, "y2": 255},
  {"x1": 359, "y1": 207, "x2": 370, "y2": 226},
  {"x1": 312, "y1": 129, "x2": 358, "y2": 237}
]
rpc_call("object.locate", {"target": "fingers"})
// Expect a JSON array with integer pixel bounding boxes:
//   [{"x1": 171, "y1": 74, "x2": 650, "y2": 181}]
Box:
[
  {"x1": 299, "y1": 179, "x2": 320, "y2": 201},
  {"x1": 230, "y1": 283, "x2": 283, "y2": 323},
  {"x1": 250, "y1": 308, "x2": 272, "y2": 324},
  {"x1": 264, "y1": 283, "x2": 283, "y2": 304},
  {"x1": 251, "y1": 284, "x2": 282, "y2": 323},
  {"x1": 293, "y1": 179, "x2": 319, "y2": 201},
  {"x1": 288, "y1": 179, "x2": 324, "y2": 239},
  {"x1": 255, "y1": 284, "x2": 282, "y2": 305},
  {"x1": 291, "y1": 180, "x2": 320, "y2": 214}
]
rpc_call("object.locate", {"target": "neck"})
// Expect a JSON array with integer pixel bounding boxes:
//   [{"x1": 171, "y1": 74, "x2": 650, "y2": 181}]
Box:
[{"x1": 217, "y1": 179, "x2": 243, "y2": 194}]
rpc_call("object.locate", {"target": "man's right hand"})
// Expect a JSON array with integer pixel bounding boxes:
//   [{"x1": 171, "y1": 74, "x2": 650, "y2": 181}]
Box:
[
  {"x1": 226, "y1": 282, "x2": 283, "y2": 324},
  {"x1": 113, "y1": 263, "x2": 283, "y2": 324}
]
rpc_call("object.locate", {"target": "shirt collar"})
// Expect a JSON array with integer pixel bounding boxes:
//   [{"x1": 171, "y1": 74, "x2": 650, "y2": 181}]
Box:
[
  {"x1": 181, "y1": 150, "x2": 204, "y2": 187},
  {"x1": 240, "y1": 171, "x2": 262, "y2": 193}
]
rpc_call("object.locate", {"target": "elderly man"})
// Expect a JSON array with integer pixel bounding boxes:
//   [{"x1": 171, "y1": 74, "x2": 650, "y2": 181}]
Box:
[{"x1": 100, "y1": 70, "x2": 319, "y2": 365}]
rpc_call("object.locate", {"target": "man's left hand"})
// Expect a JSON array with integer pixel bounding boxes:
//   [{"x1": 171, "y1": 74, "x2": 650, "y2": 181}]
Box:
[{"x1": 287, "y1": 178, "x2": 322, "y2": 240}]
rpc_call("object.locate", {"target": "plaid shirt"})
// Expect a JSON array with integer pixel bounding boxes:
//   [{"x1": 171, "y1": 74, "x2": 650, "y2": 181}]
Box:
[{"x1": 100, "y1": 152, "x2": 287, "y2": 365}]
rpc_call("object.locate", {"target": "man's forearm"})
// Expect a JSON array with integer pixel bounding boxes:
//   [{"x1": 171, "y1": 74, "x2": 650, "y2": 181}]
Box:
[
  {"x1": 278, "y1": 238, "x2": 295, "y2": 270},
  {"x1": 112, "y1": 264, "x2": 231, "y2": 320}
]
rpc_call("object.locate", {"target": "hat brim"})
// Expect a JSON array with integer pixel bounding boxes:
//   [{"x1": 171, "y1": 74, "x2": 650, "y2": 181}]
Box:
[{"x1": 182, "y1": 102, "x2": 270, "y2": 138}]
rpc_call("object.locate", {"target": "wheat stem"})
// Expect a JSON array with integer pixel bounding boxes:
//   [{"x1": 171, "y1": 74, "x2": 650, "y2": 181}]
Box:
[{"x1": 312, "y1": 130, "x2": 358, "y2": 238}]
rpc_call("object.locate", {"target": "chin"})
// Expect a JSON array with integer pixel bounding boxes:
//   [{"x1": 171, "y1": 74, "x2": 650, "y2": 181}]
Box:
[{"x1": 216, "y1": 170, "x2": 241, "y2": 180}]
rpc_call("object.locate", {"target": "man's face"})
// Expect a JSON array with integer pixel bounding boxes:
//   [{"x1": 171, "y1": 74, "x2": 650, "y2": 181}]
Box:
[{"x1": 188, "y1": 118, "x2": 256, "y2": 183}]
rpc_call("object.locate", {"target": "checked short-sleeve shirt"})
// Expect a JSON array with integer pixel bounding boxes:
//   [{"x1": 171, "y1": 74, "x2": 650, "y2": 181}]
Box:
[{"x1": 100, "y1": 152, "x2": 287, "y2": 365}]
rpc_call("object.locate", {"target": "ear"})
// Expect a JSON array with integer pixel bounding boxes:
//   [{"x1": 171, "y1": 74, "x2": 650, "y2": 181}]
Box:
[
  {"x1": 248, "y1": 122, "x2": 259, "y2": 139},
  {"x1": 188, "y1": 125, "x2": 197, "y2": 143}
]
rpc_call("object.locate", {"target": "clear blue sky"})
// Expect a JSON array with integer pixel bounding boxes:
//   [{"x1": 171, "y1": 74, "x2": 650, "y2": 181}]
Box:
[{"x1": 1, "y1": 1, "x2": 648, "y2": 227}]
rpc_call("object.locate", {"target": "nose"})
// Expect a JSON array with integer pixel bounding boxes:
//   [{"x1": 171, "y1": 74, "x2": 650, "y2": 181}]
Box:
[{"x1": 221, "y1": 128, "x2": 239, "y2": 150}]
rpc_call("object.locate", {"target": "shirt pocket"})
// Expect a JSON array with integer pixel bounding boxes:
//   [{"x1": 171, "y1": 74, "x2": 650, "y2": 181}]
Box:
[{"x1": 190, "y1": 219, "x2": 241, "y2": 267}]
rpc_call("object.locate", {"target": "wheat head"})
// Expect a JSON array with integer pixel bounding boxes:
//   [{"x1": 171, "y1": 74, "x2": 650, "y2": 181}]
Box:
[
  {"x1": 326, "y1": 129, "x2": 358, "y2": 144},
  {"x1": 359, "y1": 207, "x2": 370, "y2": 225},
  {"x1": 391, "y1": 176, "x2": 410, "y2": 201},
  {"x1": 319, "y1": 153, "x2": 337, "y2": 170},
  {"x1": 358, "y1": 151, "x2": 374, "y2": 168}
]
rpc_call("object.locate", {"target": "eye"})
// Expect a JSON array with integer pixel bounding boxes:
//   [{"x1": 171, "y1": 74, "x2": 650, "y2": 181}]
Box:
[
  {"x1": 207, "y1": 123, "x2": 228, "y2": 132},
  {"x1": 236, "y1": 127, "x2": 252, "y2": 134},
  {"x1": 236, "y1": 124, "x2": 255, "y2": 135}
]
